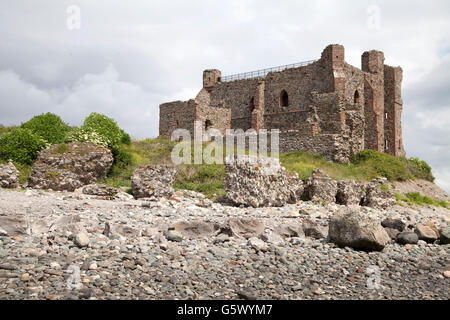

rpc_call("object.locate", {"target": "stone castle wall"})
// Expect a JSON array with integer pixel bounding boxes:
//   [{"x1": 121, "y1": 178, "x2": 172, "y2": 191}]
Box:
[{"x1": 159, "y1": 44, "x2": 405, "y2": 162}]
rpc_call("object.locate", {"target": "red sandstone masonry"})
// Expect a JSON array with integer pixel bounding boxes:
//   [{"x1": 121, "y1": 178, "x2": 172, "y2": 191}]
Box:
[{"x1": 159, "y1": 44, "x2": 405, "y2": 162}]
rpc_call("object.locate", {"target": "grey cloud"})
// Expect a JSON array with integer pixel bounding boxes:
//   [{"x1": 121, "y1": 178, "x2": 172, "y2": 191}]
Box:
[{"x1": 0, "y1": 0, "x2": 449, "y2": 192}]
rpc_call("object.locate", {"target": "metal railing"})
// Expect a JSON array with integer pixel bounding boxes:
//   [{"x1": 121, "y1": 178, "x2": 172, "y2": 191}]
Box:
[{"x1": 221, "y1": 59, "x2": 318, "y2": 82}]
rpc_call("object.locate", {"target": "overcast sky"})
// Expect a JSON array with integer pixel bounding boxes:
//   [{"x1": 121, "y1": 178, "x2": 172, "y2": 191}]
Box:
[{"x1": 0, "y1": 0, "x2": 449, "y2": 192}]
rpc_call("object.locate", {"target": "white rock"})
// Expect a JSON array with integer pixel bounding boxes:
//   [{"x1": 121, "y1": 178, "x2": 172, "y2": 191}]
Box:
[
  {"x1": 73, "y1": 232, "x2": 90, "y2": 248},
  {"x1": 248, "y1": 237, "x2": 268, "y2": 252}
]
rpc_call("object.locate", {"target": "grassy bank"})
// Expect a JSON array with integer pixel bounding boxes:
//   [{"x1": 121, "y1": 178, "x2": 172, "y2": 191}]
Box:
[{"x1": 1, "y1": 134, "x2": 446, "y2": 205}]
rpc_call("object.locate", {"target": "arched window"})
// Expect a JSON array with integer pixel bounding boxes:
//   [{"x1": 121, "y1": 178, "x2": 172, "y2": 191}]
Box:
[
  {"x1": 280, "y1": 90, "x2": 289, "y2": 108},
  {"x1": 354, "y1": 90, "x2": 360, "y2": 104},
  {"x1": 249, "y1": 97, "x2": 255, "y2": 112},
  {"x1": 205, "y1": 119, "x2": 212, "y2": 131}
]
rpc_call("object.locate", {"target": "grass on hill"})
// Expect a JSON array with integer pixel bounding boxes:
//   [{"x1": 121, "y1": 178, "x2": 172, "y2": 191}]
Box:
[
  {"x1": 395, "y1": 192, "x2": 449, "y2": 209},
  {"x1": 0, "y1": 134, "x2": 444, "y2": 205},
  {"x1": 101, "y1": 139, "x2": 437, "y2": 200}
]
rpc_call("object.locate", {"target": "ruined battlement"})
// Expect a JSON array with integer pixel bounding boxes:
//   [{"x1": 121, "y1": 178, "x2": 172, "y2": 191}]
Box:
[{"x1": 159, "y1": 44, "x2": 405, "y2": 162}]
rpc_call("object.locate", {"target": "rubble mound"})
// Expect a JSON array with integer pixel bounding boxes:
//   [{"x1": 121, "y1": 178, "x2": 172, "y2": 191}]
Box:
[
  {"x1": 131, "y1": 164, "x2": 177, "y2": 199},
  {"x1": 29, "y1": 142, "x2": 113, "y2": 192},
  {"x1": 223, "y1": 155, "x2": 303, "y2": 207}
]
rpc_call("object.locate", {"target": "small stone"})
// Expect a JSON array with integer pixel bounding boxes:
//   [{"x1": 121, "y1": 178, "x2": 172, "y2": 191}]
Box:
[
  {"x1": 142, "y1": 227, "x2": 159, "y2": 238},
  {"x1": 236, "y1": 290, "x2": 257, "y2": 300},
  {"x1": 0, "y1": 227, "x2": 8, "y2": 236},
  {"x1": 89, "y1": 263, "x2": 98, "y2": 270},
  {"x1": 73, "y1": 232, "x2": 90, "y2": 248},
  {"x1": 123, "y1": 260, "x2": 136, "y2": 269},
  {"x1": 248, "y1": 237, "x2": 267, "y2": 252},
  {"x1": 163, "y1": 230, "x2": 183, "y2": 242},
  {"x1": 313, "y1": 288, "x2": 325, "y2": 295},
  {"x1": 385, "y1": 228, "x2": 400, "y2": 240},
  {"x1": 103, "y1": 222, "x2": 111, "y2": 237},
  {"x1": 214, "y1": 234, "x2": 230, "y2": 243},
  {"x1": 381, "y1": 218, "x2": 406, "y2": 232},
  {"x1": 444, "y1": 271, "x2": 450, "y2": 278},
  {"x1": 21, "y1": 273, "x2": 31, "y2": 282},
  {"x1": 0, "y1": 249, "x2": 9, "y2": 258}
]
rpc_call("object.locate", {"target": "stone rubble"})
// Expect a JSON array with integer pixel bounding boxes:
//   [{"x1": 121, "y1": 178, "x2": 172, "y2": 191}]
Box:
[
  {"x1": 0, "y1": 160, "x2": 19, "y2": 189},
  {"x1": 223, "y1": 155, "x2": 304, "y2": 207},
  {"x1": 29, "y1": 142, "x2": 113, "y2": 192},
  {"x1": 303, "y1": 170, "x2": 338, "y2": 204},
  {"x1": 0, "y1": 188, "x2": 448, "y2": 300},
  {"x1": 362, "y1": 178, "x2": 396, "y2": 210},
  {"x1": 336, "y1": 180, "x2": 364, "y2": 206},
  {"x1": 131, "y1": 165, "x2": 177, "y2": 199}
]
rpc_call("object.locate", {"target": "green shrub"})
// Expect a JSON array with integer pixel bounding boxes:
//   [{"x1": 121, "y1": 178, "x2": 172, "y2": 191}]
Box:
[
  {"x1": 350, "y1": 150, "x2": 410, "y2": 181},
  {"x1": 65, "y1": 127, "x2": 109, "y2": 148},
  {"x1": 404, "y1": 192, "x2": 434, "y2": 205},
  {"x1": 0, "y1": 128, "x2": 48, "y2": 165},
  {"x1": 120, "y1": 129, "x2": 131, "y2": 145},
  {"x1": 0, "y1": 125, "x2": 18, "y2": 136},
  {"x1": 407, "y1": 157, "x2": 434, "y2": 182},
  {"x1": 21, "y1": 113, "x2": 69, "y2": 144},
  {"x1": 396, "y1": 191, "x2": 448, "y2": 208},
  {"x1": 80, "y1": 113, "x2": 126, "y2": 149},
  {"x1": 111, "y1": 146, "x2": 133, "y2": 169}
]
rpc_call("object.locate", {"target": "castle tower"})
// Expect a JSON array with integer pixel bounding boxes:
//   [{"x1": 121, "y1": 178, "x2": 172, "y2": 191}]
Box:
[
  {"x1": 203, "y1": 69, "x2": 221, "y2": 90},
  {"x1": 320, "y1": 44, "x2": 345, "y2": 94},
  {"x1": 362, "y1": 50, "x2": 385, "y2": 152},
  {"x1": 384, "y1": 65, "x2": 405, "y2": 156}
]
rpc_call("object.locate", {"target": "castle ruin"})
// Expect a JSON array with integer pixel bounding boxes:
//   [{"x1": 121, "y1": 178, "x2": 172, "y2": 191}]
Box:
[{"x1": 159, "y1": 44, "x2": 405, "y2": 162}]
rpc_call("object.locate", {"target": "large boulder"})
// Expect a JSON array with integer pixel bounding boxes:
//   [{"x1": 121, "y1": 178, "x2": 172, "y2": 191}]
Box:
[
  {"x1": 223, "y1": 155, "x2": 303, "y2": 207},
  {"x1": 303, "y1": 170, "x2": 338, "y2": 204},
  {"x1": 440, "y1": 226, "x2": 450, "y2": 244},
  {"x1": 397, "y1": 232, "x2": 419, "y2": 245},
  {"x1": 131, "y1": 164, "x2": 177, "y2": 199},
  {"x1": 173, "y1": 221, "x2": 217, "y2": 239},
  {"x1": 29, "y1": 142, "x2": 113, "y2": 191},
  {"x1": 328, "y1": 209, "x2": 391, "y2": 251},
  {"x1": 414, "y1": 224, "x2": 439, "y2": 243},
  {"x1": 362, "y1": 178, "x2": 395, "y2": 210},
  {"x1": 336, "y1": 180, "x2": 364, "y2": 205},
  {"x1": 228, "y1": 218, "x2": 265, "y2": 239},
  {"x1": 0, "y1": 160, "x2": 19, "y2": 188},
  {"x1": 302, "y1": 218, "x2": 327, "y2": 239}
]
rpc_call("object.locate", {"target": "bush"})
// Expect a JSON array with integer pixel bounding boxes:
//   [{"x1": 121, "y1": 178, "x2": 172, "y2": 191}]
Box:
[
  {"x1": 350, "y1": 150, "x2": 410, "y2": 181},
  {"x1": 120, "y1": 129, "x2": 131, "y2": 145},
  {"x1": 80, "y1": 113, "x2": 126, "y2": 149},
  {"x1": 407, "y1": 157, "x2": 434, "y2": 182},
  {"x1": 0, "y1": 125, "x2": 18, "y2": 136},
  {"x1": 21, "y1": 113, "x2": 69, "y2": 144},
  {"x1": 0, "y1": 128, "x2": 48, "y2": 165},
  {"x1": 65, "y1": 113, "x2": 132, "y2": 171},
  {"x1": 111, "y1": 146, "x2": 133, "y2": 169},
  {"x1": 65, "y1": 127, "x2": 109, "y2": 148}
]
